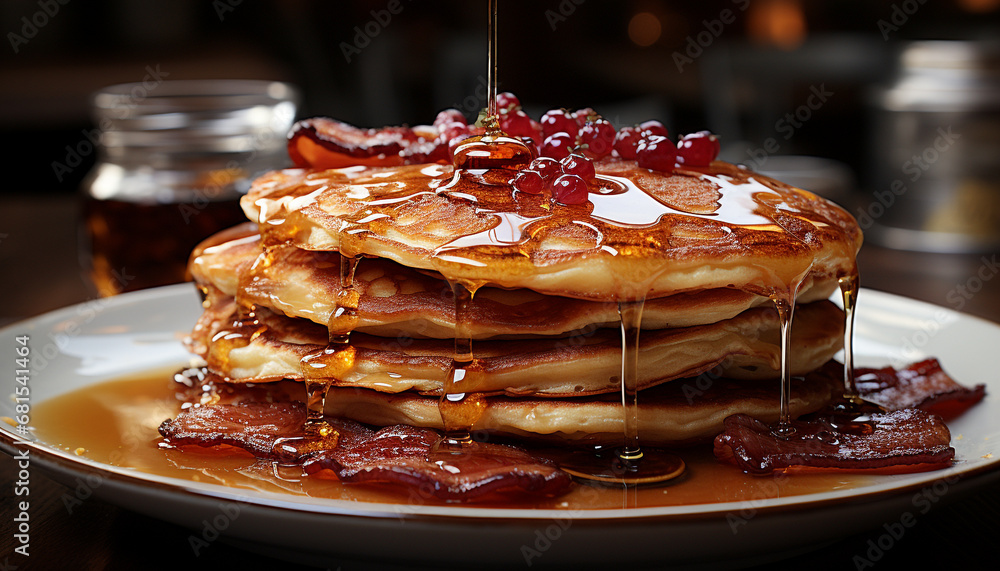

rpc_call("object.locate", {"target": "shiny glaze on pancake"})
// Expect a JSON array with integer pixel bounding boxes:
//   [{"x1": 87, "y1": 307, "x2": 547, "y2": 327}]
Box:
[
  {"x1": 189, "y1": 224, "x2": 840, "y2": 339},
  {"x1": 189, "y1": 293, "x2": 845, "y2": 398},
  {"x1": 321, "y1": 363, "x2": 843, "y2": 446},
  {"x1": 241, "y1": 160, "x2": 861, "y2": 301}
]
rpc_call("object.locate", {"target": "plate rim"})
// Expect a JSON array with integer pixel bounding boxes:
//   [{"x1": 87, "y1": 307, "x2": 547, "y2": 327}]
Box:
[{"x1": 1, "y1": 283, "x2": 998, "y2": 524}]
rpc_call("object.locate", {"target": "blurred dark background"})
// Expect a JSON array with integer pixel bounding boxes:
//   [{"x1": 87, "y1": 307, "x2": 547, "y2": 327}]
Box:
[{"x1": 2, "y1": 0, "x2": 998, "y2": 196}]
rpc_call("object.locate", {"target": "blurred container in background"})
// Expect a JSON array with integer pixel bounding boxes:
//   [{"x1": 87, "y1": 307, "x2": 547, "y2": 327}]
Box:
[
  {"x1": 82, "y1": 79, "x2": 298, "y2": 296},
  {"x1": 865, "y1": 40, "x2": 1000, "y2": 253}
]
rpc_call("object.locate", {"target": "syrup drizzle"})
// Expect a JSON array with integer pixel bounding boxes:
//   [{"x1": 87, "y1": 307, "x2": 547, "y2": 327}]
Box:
[
  {"x1": 838, "y1": 266, "x2": 863, "y2": 406},
  {"x1": 239, "y1": 0, "x2": 862, "y2": 476},
  {"x1": 269, "y1": 224, "x2": 369, "y2": 461},
  {"x1": 435, "y1": 279, "x2": 487, "y2": 448},
  {"x1": 618, "y1": 299, "x2": 644, "y2": 462},
  {"x1": 424, "y1": 0, "x2": 497, "y2": 463}
]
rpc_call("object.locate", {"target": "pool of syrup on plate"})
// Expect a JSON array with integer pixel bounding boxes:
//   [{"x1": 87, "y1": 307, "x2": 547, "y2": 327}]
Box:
[{"x1": 29, "y1": 366, "x2": 871, "y2": 510}]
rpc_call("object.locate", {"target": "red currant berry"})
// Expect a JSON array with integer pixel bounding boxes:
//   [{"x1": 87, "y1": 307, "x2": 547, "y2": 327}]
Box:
[
  {"x1": 639, "y1": 120, "x2": 669, "y2": 138},
  {"x1": 636, "y1": 135, "x2": 678, "y2": 173},
  {"x1": 639, "y1": 121, "x2": 670, "y2": 137},
  {"x1": 540, "y1": 132, "x2": 574, "y2": 160},
  {"x1": 676, "y1": 131, "x2": 720, "y2": 167},
  {"x1": 434, "y1": 109, "x2": 467, "y2": 129},
  {"x1": 495, "y1": 92, "x2": 520, "y2": 111},
  {"x1": 573, "y1": 107, "x2": 598, "y2": 127},
  {"x1": 540, "y1": 109, "x2": 578, "y2": 139},
  {"x1": 520, "y1": 136, "x2": 540, "y2": 159},
  {"x1": 578, "y1": 119, "x2": 616, "y2": 159},
  {"x1": 529, "y1": 157, "x2": 562, "y2": 183},
  {"x1": 560, "y1": 153, "x2": 596, "y2": 182},
  {"x1": 500, "y1": 109, "x2": 537, "y2": 139},
  {"x1": 438, "y1": 121, "x2": 471, "y2": 143},
  {"x1": 552, "y1": 174, "x2": 589, "y2": 205},
  {"x1": 511, "y1": 170, "x2": 545, "y2": 194},
  {"x1": 613, "y1": 126, "x2": 644, "y2": 160}
]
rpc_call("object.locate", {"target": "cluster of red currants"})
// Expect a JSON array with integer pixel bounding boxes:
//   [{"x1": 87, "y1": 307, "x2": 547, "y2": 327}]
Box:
[
  {"x1": 433, "y1": 92, "x2": 722, "y2": 205},
  {"x1": 511, "y1": 154, "x2": 594, "y2": 205}
]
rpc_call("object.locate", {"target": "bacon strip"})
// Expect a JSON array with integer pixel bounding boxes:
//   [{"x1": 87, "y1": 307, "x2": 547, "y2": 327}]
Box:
[
  {"x1": 304, "y1": 425, "x2": 572, "y2": 501},
  {"x1": 855, "y1": 359, "x2": 986, "y2": 417},
  {"x1": 158, "y1": 402, "x2": 571, "y2": 501},
  {"x1": 159, "y1": 401, "x2": 306, "y2": 458},
  {"x1": 288, "y1": 118, "x2": 447, "y2": 169},
  {"x1": 713, "y1": 409, "x2": 955, "y2": 475}
]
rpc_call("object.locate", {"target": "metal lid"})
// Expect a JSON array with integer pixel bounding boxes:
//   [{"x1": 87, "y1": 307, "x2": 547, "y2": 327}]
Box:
[
  {"x1": 91, "y1": 79, "x2": 299, "y2": 154},
  {"x1": 876, "y1": 40, "x2": 1000, "y2": 112}
]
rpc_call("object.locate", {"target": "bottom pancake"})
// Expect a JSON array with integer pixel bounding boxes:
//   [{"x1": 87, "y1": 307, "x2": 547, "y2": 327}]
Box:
[{"x1": 321, "y1": 362, "x2": 842, "y2": 446}]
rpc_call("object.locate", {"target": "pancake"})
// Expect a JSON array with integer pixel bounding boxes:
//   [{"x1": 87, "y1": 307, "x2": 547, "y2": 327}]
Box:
[
  {"x1": 321, "y1": 363, "x2": 842, "y2": 446},
  {"x1": 190, "y1": 223, "x2": 839, "y2": 339},
  {"x1": 190, "y1": 294, "x2": 845, "y2": 398},
  {"x1": 241, "y1": 160, "x2": 862, "y2": 301}
]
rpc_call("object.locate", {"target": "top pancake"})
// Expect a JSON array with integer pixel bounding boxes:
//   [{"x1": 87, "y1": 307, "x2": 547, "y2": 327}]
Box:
[{"x1": 242, "y1": 159, "x2": 862, "y2": 301}]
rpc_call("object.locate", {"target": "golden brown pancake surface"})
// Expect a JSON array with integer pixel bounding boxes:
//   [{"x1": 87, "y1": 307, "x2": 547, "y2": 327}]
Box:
[
  {"x1": 321, "y1": 364, "x2": 842, "y2": 446},
  {"x1": 189, "y1": 294, "x2": 844, "y2": 398},
  {"x1": 190, "y1": 224, "x2": 839, "y2": 339},
  {"x1": 241, "y1": 160, "x2": 862, "y2": 301}
]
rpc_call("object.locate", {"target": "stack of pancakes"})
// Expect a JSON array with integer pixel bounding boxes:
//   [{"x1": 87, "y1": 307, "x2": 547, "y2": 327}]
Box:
[{"x1": 187, "y1": 159, "x2": 861, "y2": 446}]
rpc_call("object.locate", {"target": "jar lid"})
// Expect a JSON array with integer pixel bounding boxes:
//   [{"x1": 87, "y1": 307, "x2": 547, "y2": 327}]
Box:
[
  {"x1": 91, "y1": 79, "x2": 300, "y2": 154},
  {"x1": 876, "y1": 40, "x2": 1000, "y2": 112}
]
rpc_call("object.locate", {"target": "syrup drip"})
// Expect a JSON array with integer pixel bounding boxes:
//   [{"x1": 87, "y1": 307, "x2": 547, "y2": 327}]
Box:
[
  {"x1": 434, "y1": 279, "x2": 487, "y2": 449},
  {"x1": 449, "y1": 0, "x2": 531, "y2": 173},
  {"x1": 328, "y1": 254, "x2": 361, "y2": 342},
  {"x1": 821, "y1": 263, "x2": 885, "y2": 420},
  {"x1": 838, "y1": 267, "x2": 862, "y2": 405},
  {"x1": 487, "y1": 0, "x2": 498, "y2": 119},
  {"x1": 272, "y1": 225, "x2": 370, "y2": 460},
  {"x1": 770, "y1": 293, "x2": 797, "y2": 435},
  {"x1": 617, "y1": 299, "x2": 644, "y2": 462}
]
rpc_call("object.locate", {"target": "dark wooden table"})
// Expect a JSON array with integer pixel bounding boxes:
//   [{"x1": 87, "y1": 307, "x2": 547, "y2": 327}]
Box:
[{"x1": 1, "y1": 195, "x2": 998, "y2": 570}]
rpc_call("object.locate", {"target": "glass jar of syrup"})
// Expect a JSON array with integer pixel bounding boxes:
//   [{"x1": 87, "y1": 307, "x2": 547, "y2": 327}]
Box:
[{"x1": 81, "y1": 79, "x2": 299, "y2": 296}]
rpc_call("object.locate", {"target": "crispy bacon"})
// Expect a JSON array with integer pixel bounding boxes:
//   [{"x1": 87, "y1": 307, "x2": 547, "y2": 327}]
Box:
[
  {"x1": 304, "y1": 425, "x2": 572, "y2": 501},
  {"x1": 855, "y1": 359, "x2": 986, "y2": 418},
  {"x1": 713, "y1": 409, "x2": 955, "y2": 475},
  {"x1": 287, "y1": 118, "x2": 447, "y2": 169},
  {"x1": 158, "y1": 402, "x2": 571, "y2": 501},
  {"x1": 159, "y1": 401, "x2": 306, "y2": 458}
]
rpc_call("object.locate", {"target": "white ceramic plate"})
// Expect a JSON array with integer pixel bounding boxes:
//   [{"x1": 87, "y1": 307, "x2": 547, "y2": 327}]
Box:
[{"x1": 1, "y1": 284, "x2": 998, "y2": 569}]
